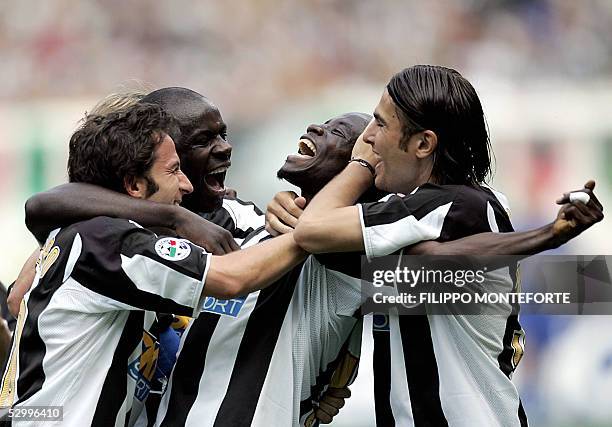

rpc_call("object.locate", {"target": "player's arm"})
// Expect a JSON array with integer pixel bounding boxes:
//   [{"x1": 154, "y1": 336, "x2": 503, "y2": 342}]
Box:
[
  {"x1": 407, "y1": 181, "x2": 604, "y2": 257},
  {"x1": 294, "y1": 161, "x2": 372, "y2": 253},
  {"x1": 7, "y1": 248, "x2": 39, "y2": 317},
  {"x1": 206, "y1": 233, "x2": 307, "y2": 299},
  {"x1": 25, "y1": 183, "x2": 239, "y2": 254},
  {"x1": 74, "y1": 218, "x2": 307, "y2": 317}
]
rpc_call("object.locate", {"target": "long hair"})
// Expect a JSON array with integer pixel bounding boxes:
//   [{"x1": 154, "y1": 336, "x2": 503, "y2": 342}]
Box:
[{"x1": 387, "y1": 65, "x2": 492, "y2": 186}]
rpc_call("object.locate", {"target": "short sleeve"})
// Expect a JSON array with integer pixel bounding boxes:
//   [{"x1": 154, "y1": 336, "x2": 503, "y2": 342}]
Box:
[
  {"x1": 359, "y1": 185, "x2": 457, "y2": 260},
  {"x1": 70, "y1": 217, "x2": 210, "y2": 317}
]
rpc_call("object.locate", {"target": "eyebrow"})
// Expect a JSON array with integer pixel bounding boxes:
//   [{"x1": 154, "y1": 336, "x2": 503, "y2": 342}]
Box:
[
  {"x1": 373, "y1": 112, "x2": 387, "y2": 126},
  {"x1": 167, "y1": 158, "x2": 180, "y2": 170},
  {"x1": 189, "y1": 124, "x2": 227, "y2": 141}
]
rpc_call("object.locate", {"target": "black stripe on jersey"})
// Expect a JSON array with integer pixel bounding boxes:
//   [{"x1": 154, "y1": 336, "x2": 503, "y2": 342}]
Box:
[
  {"x1": 497, "y1": 314, "x2": 522, "y2": 378},
  {"x1": 158, "y1": 313, "x2": 221, "y2": 427},
  {"x1": 398, "y1": 313, "x2": 448, "y2": 427},
  {"x1": 363, "y1": 184, "x2": 457, "y2": 227},
  {"x1": 518, "y1": 399, "x2": 528, "y2": 427},
  {"x1": 91, "y1": 311, "x2": 144, "y2": 427},
  {"x1": 213, "y1": 264, "x2": 304, "y2": 427},
  {"x1": 71, "y1": 218, "x2": 206, "y2": 317},
  {"x1": 314, "y1": 252, "x2": 363, "y2": 279},
  {"x1": 77, "y1": 217, "x2": 208, "y2": 282},
  {"x1": 240, "y1": 226, "x2": 271, "y2": 247},
  {"x1": 373, "y1": 328, "x2": 395, "y2": 427},
  {"x1": 200, "y1": 208, "x2": 236, "y2": 236},
  {"x1": 15, "y1": 229, "x2": 78, "y2": 404}
]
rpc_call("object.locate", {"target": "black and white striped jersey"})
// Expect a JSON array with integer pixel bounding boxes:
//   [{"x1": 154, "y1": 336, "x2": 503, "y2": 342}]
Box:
[
  {"x1": 359, "y1": 184, "x2": 527, "y2": 427},
  {"x1": 154, "y1": 229, "x2": 364, "y2": 427},
  {"x1": 131, "y1": 198, "x2": 266, "y2": 427},
  {"x1": 0, "y1": 217, "x2": 210, "y2": 427},
  {"x1": 201, "y1": 198, "x2": 265, "y2": 244}
]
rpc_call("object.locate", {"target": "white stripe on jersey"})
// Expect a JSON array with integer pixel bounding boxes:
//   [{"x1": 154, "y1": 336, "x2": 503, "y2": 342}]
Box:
[
  {"x1": 184, "y1": 292, "x2": 261, "y2": 426},
  {"x1": 155, "y1": 239, "x2": 363, "y2": 426},
  {"x1": 388, "y1": 309, "x2": 414, "y2": 425},
  {"x1": 362, "y1": 202, "x2": 453, "y2": 260},
  {"x1": 19, "y1": 280, "x2": 134, "y2": 425},
  {"x1": 222, "y1": 199, "x2": 265, "y2": 232},
  {"x1": 120, "y1": 254, "x2": 207, "y2": 317},
  {"x1": 487, "y1": 201, "x2": 500, "y2": 232},
  {"x1": 62, "y1": 231, "x2": 82, "y2": 282}
]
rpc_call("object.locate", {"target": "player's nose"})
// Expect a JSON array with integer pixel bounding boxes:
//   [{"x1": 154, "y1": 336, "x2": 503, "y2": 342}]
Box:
[
  {"x1": 212, "y1": 139, "x2": 232, "y2": 161},
  {"x1": 363, "y1": 119, "x2": 376, "y2": 146},
  {"x1": 179, "y1": 171, "x2": 194, "y2": 195},
  {"x1": 307, "y1": 124, "x2": 324, "y2": 136}
]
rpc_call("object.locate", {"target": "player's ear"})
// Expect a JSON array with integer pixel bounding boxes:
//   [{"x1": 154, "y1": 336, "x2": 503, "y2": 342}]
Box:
[
  {"x1": 415, "y1": 130, "x2": 438, "y2": 159},
  {"x1": 124, "y1": 175, "x2": 147, "y2": 199}
]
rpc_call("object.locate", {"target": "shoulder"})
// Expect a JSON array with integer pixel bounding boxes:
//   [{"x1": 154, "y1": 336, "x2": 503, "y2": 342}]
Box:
[
  {"x1": 71, "y1": 216, "x2": 153, "y2": 248},
  {"x1": 73, "y1": 216, "x2": 144, "y2": 234}
]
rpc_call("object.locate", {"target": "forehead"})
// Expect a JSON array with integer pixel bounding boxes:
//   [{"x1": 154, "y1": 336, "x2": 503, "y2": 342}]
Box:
[
  {"x1": 153, "y1": 134, "x2": 180, "y2": 166},
  {"x1": 373, "y1": 90, "x2": 403, "y2": 128},
  {"x1": 323, "y1": 113, "x2": 365, "y2": 132}
]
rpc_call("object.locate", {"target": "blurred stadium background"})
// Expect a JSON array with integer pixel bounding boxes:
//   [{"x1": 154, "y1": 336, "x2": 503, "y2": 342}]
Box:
[{"x1": 0, "y1": 1, "x2": 611, "y2": 425}]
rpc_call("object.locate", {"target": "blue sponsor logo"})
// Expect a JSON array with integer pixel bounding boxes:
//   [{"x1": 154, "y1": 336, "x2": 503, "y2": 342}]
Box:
[
  {"x1": 202, "y1": 296, "x2": 247, "y2": 317},
  {"x1": 128, "y1": 359, "x2": 151, "y2": 401}
]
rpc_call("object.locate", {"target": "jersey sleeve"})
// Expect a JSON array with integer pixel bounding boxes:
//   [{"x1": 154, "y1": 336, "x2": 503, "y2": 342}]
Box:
[
  {"x1": 358, "y1": 185, "x2": 457, "y2": 260},
  {"x1": 70, "y1": 217, "x2": 210, "y2": 317}
]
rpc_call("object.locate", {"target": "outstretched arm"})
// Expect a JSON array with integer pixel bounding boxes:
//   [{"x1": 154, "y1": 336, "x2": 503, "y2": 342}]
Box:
[
  {"x1": 25, "y1": 183, "x2": 239, "y2": 254},
  {"x1": 206, "y1": 233, "x2": 307, "y2": 299},
  {"x1": 409, "y1": 181, "x2": 604, "y2": 257}
]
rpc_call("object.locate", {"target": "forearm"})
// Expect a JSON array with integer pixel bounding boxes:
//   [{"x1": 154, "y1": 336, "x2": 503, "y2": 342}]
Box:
[
  {"x1": 301, "y1": 162, "x2": 372, "y2": 220},
  {"x1": 206, "y1": 233, "x2": 308, "y2": 299},
  {"x1": 26, "y1": 183, "x2": 179, "y2": 241},
  {"x1": 295, "y1": 163, "x2": 372, "y2": 253},
  {"x1": 8, "y1": 248, "x2": 40, "y2": 317}
]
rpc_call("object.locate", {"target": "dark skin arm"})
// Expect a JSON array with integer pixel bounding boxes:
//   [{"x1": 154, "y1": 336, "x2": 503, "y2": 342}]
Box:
[
  {"x1": 270, "y1": 181, "x2": 603, "y2": 258},
  {"x1": 25, "y1": 183, "x2": 240, "y2": 254},
  {"x1": 409, "y1": 180, "x2": 603, "y2": 258}
]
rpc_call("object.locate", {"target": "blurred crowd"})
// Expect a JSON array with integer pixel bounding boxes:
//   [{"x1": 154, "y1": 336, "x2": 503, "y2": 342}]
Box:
[{"x1": 1, "y1": 0, "x2": 611, "y2": 119}]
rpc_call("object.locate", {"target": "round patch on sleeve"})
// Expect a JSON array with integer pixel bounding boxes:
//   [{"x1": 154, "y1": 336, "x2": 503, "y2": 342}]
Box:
[{"x1": 155, "y1": 238, "x2": 192, "y2": 261}]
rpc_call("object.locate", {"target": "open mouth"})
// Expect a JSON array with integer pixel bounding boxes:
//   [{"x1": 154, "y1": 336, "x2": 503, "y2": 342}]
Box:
[
  {"x1": 204, "y1": 165, "x2": 228, "y2": 193},
  {"x1": 298, "y1": 138, "x2": 317, "y2": 157}
]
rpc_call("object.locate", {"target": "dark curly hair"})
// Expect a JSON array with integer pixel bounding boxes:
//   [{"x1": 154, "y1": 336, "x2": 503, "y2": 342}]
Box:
[
  {"x1": 387, "y1": 65, "x2": 492, "y2": 186},
  {"x1": 67, "y1": 103, "x2": 175, "y2": 195}
]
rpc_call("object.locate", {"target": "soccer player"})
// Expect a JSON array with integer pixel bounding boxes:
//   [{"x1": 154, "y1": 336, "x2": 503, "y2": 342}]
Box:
[
  {"x1": 0, "y1": 103, "x2": 306, "y2": 426},
  {"x1": 292, "y1": 65, "x2": 604, "y2": 426}
]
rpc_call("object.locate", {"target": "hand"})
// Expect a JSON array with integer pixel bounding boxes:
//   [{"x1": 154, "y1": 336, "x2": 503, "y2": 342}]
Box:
[
  {"x1": 265, "y1": 191, "x2": 307, "y2": 236},
  {"x1": 350, "y1": 128, "x2": 378, "y2": 170},
  {"x1": 175, "y1": 208, "x2": 240, "y2": 254},
  {"x1": 314, "y1": 387, "x2": 351, "y2": 424},
  {"x1": 552, "y1": 180, "x2": 604, "y2": 245}
]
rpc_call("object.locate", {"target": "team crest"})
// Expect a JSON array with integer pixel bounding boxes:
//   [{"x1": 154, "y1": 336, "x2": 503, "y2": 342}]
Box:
[{"x1": 155, "y1": 238, "x2": 191, "y2": 261}]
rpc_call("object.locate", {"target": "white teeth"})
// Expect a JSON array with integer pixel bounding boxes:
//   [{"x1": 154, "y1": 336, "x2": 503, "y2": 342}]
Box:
[
  {"x1": 298, "y1": 139, "x2": 317, "y2": 156},
  {"x1": 208, "y1": 166, "x2": 228, "y2": 174}
]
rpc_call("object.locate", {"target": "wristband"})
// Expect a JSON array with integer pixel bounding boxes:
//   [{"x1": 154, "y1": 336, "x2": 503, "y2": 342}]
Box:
[{"x1": 349, "y1": 158, "x2": 375, "y2": 176}]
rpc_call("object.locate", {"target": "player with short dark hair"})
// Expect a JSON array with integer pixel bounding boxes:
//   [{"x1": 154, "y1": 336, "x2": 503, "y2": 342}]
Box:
[
  {"x1": 293, "y1": 65, "x2": 604, "y2": 426},
  {"x1": 0, "y1": 103, "x2": 306, "y2": 426}
]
